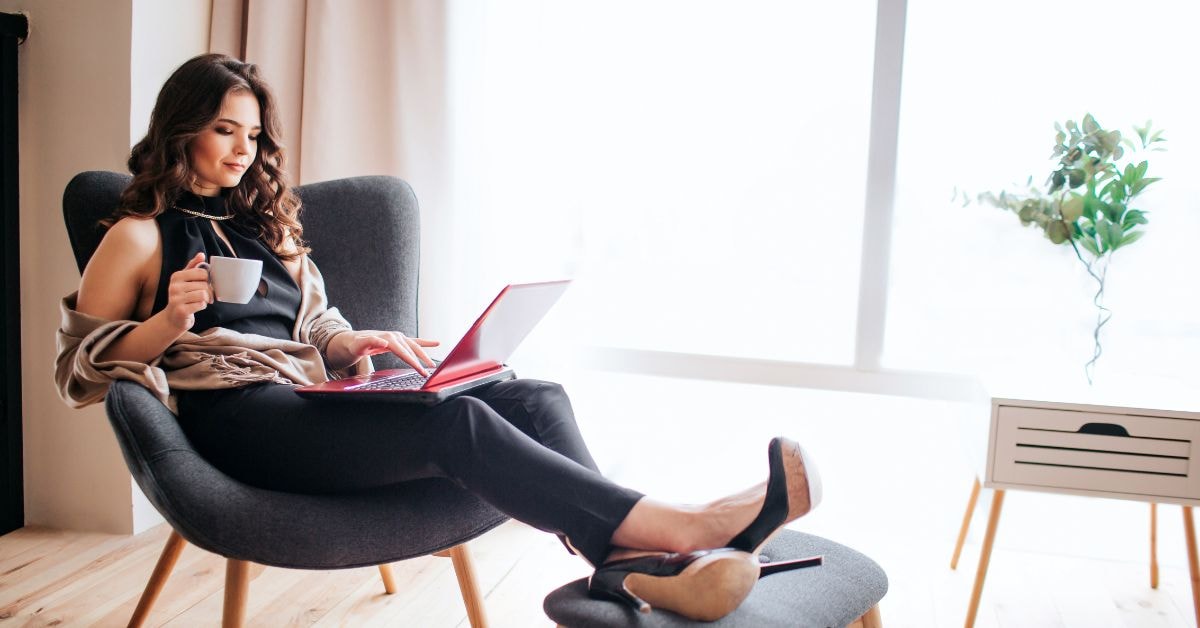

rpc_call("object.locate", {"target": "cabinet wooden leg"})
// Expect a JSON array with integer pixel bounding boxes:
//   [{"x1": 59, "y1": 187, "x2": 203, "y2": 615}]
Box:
[
  {"x1": 1150, "y1": 502, "x2": 1159, "y2": 589},
  {"x1": 964, "y1": 489, "x2": 1004, "y2": 628},
  {"x1": 1183, "y1": 506, "x2": 1200, "y2": 627},
  {"x1": 951, "y1": 477, "x2": 982, "y2": 570}
]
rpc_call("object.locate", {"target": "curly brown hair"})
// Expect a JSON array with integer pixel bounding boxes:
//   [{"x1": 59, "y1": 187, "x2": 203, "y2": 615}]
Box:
[{"x1": 106, "y1": 53, "x2": 309, "y2": 260}]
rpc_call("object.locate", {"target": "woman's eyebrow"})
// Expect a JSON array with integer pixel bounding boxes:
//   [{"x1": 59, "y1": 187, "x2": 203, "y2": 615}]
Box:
[{"x1": 216, "y1": 118, "x2": 263, "y2": 130}]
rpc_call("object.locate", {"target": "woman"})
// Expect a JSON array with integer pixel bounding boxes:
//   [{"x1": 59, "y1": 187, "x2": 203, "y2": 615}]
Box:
[{"x1": 55, "y1": 53, "x2": 820, "y2": 622}]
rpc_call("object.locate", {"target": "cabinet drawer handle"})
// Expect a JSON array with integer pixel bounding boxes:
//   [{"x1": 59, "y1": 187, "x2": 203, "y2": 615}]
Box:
[{"x1": 1077, "y1": 423, "x2": 1131, "y2": 437}]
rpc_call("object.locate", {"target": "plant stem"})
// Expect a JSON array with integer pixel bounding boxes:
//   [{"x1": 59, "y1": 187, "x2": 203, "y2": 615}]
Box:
[{"x1": 1070, "y1": 240, "x2": 1112, "y2": 385}]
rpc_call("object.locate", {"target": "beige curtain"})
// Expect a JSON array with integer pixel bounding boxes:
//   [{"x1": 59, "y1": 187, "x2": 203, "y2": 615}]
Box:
[{"x1": 209, "y1": 0, "x2": 457, "y2": 339}]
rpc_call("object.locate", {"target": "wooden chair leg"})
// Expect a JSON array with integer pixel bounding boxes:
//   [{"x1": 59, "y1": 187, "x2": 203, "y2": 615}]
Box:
[
  {"x1": 127, "y1": 530, "x2": 187, "y2": 628},
  {"x1": 447, "y1": 544, "x2": 488, "y2": 628},
  {"x1": 964, "y1": 489, "x2": 1004, "y2": 628},
  {"x1": 222, "y1": 559, "x2": 251, "y2": 628},
  {"x1": 1183, "y1": 506, "x2": 1200, "y2": 628},
  {"x1": 951, "y1": 477, "x2": 982, "y2": 570},
  {"x1": 860, "y1": 604, "x2": 883, "y2": 628},
  {"x1": 379, "y1": 563, "x2": 398, "y2": 594},
  {"x1": 847, "y1": 604, "x2": 883, "y2": 627},
  {"x1": 1151, "y1": 502, "x2": 1159, "y2": 589}
]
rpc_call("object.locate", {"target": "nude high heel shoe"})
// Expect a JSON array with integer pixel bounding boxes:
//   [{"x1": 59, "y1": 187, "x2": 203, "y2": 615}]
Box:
[{"x1": 587, "y1": 548, "x2": 760, "y2": 621}]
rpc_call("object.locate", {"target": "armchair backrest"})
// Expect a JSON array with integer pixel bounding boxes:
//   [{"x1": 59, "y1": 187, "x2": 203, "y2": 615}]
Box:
[{"x1": 62, "y1": 172, "x2": 421, "y2": 370}]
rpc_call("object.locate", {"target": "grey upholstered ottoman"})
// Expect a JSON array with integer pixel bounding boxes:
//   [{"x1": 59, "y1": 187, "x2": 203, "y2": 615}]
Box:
[{"x1": 543, "y1": 530, "x2": 887, "y2": 627}]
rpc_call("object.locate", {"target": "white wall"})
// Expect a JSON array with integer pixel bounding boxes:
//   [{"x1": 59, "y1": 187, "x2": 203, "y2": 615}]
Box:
[{"x1": 2, "y1": 0, "x2": 210, "y2": 534}]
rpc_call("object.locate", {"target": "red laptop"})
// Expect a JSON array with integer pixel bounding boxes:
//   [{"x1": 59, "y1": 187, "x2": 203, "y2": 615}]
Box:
[{"x1": 294, "y1": 280, "x2": 570, "y2": 405}]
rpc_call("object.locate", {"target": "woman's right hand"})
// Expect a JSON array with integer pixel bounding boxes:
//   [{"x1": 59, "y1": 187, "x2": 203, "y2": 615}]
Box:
[{"x1": 162, "y1": 252, "x2": 213, "y2": 332}]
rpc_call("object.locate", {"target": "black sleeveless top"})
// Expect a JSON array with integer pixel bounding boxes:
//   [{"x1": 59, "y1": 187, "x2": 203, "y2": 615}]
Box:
[{"x1": 151, "y1": 191, "x2": 301, "y2": 340}]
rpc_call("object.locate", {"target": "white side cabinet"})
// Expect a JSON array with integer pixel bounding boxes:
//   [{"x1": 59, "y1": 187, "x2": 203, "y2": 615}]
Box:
[
  {"x1": 986, "y1": 398, "x2": 1200, "y2": 505},
  {"x1": 964, "y1": 394, "x2": 1200, "y2": 628}
]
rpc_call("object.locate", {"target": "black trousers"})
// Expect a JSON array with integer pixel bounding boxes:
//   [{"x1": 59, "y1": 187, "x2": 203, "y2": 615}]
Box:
[{"x1": 175, "y1": 378, "x2": 643, "y2": 566}]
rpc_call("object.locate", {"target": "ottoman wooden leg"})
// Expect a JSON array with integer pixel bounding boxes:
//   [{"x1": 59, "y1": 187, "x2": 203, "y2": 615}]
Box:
[
  {"x1": 964, "y1": 489, "x2": 1004, "y2": 628},
  {"x1": 849, "y1": 604, "x2": 883, "y2": 627},
  {"x1": 379, "y1": 564, "x2": 398, "y2": 594}
]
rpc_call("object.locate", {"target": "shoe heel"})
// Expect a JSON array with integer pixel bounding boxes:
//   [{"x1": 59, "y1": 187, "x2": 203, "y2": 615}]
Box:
[
  {"x1": 588, "y1": 569, "x2": 651, "y2": 613},
  {"x1": 759, "y1": 554, "x2": 823, "y2": 578}
]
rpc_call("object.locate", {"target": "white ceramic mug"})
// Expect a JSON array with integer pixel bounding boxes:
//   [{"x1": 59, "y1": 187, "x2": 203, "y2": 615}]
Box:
[{"x1": 197, "y1": 256, "x2": 263, "y2": 304}]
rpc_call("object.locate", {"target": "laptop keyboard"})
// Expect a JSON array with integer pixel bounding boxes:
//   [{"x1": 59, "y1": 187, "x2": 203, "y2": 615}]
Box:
[{"x1": 351, "y1": 372, "x2": 429, "y2": 391}]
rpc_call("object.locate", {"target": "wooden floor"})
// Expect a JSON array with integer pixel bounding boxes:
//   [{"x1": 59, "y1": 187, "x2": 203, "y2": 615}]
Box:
[
  {"x1": 0, "y1": 519, "x2": 591, "y2": 627},
  {"x1": 5, "y1": 369, "x2": 1200, "y2": 627}
]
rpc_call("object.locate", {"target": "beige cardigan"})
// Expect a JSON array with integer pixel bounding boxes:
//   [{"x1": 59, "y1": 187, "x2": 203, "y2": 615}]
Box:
[{"x1": 55, "y1": 255, "x2": 370, "y2": 414}]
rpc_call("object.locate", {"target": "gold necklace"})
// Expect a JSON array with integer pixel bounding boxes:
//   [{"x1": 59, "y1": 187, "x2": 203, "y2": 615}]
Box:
[{"x1": 172, "y1": 204, "x2": 234, "y2": 221}]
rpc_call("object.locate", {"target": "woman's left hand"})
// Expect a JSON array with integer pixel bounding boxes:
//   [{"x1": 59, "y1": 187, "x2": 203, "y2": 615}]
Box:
[{"x1": 328, "y1": 330, "x2": 440, "y2": 375}]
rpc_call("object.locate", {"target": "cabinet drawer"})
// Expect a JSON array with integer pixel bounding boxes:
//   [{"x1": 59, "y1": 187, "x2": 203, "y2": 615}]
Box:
[{"x1": 988, "y1": 405, "x2": 1200, "y2": 501}]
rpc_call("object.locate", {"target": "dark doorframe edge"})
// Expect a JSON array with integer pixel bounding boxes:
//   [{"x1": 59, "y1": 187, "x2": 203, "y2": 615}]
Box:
[{"x1": 1, "y1": 11, "x2": 28, "y2": 537}]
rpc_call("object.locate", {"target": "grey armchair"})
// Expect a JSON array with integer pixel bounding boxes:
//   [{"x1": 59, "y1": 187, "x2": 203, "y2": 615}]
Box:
[{"x1": 62, "y1": 171, "x2": 509, "y2": 627}]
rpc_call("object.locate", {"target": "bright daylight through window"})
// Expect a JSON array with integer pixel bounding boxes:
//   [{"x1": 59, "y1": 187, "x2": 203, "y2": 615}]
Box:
[
  {"x1": 449, "y1": 0, "x2": 877, "y2": 365},
  {"x1": 884, "y1": 0, "x2": 1200, "y2": 385}
]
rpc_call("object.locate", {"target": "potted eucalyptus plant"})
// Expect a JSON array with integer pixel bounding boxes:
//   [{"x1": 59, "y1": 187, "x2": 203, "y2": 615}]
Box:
[{"x1": 962, "y1": 114, "x2": 1166, "y2": 384}]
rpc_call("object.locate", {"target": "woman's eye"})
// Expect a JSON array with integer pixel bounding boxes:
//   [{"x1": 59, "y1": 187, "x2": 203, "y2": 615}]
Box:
[{"x1": 249, "y1": 136, "x2": 259, "y2": 142}]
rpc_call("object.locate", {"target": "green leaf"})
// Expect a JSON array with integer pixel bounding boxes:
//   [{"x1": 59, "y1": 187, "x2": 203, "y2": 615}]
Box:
[
  {"x1": 1120, "y1": 230, "x2": 1145, "y2": 247},
  {"x1": 1105, "y1": 220, "x2": 1124, "y2": 251},
  {"x1": 1102, "y1": 200, "x2": 1122, "y2": 223},
  {"x1": 1083, "y1": 114, "x2": 1099, "y2": 134},
  {"x1": 1068, "y1": 169, "x2": 1086, "y2": 188},
  {"x1": 1061, "y1": 195, "x2": 1085, "y2": 222},
  {"x1": 1122, "y1": 209, "x2": 1148, "y2": 227},
  {"x1": 1049, "y1": 171, "x2": 1066, "y2": 193},
  {"x1": 1047, "y1": 220, "x2": 1069, "y2": 244},
  {"x1": 1130, "y1": 177, "x2": 1161, "y2": 196},
  {"x1": 1109, "y1": 182, "x2": 1126, "y2": 203},
  {"x1": 1080, "y1": 235, "x2": 1101, "y2": 256}
]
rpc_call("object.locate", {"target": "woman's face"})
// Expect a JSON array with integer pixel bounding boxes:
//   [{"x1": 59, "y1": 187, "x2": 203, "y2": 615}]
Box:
[{"x1": 188, "y1": 90, "x2": 261, "y2": 196}]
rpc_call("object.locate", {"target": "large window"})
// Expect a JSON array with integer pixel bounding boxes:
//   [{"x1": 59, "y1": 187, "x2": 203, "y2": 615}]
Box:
[
  {"x1": 883, "y1": 0, "x2": 1200, "y2": 384},
  {"x1": 448, "y1": 0, "x2": 878, "y2": 364},
  {"x1": 443, "y1": 0, "x2": 1200, "y2": 389}
]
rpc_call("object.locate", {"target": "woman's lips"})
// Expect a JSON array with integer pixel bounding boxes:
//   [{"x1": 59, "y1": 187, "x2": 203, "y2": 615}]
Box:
[{"x1": 224, "y1": 163, "x2": 246, "y2": 172}]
